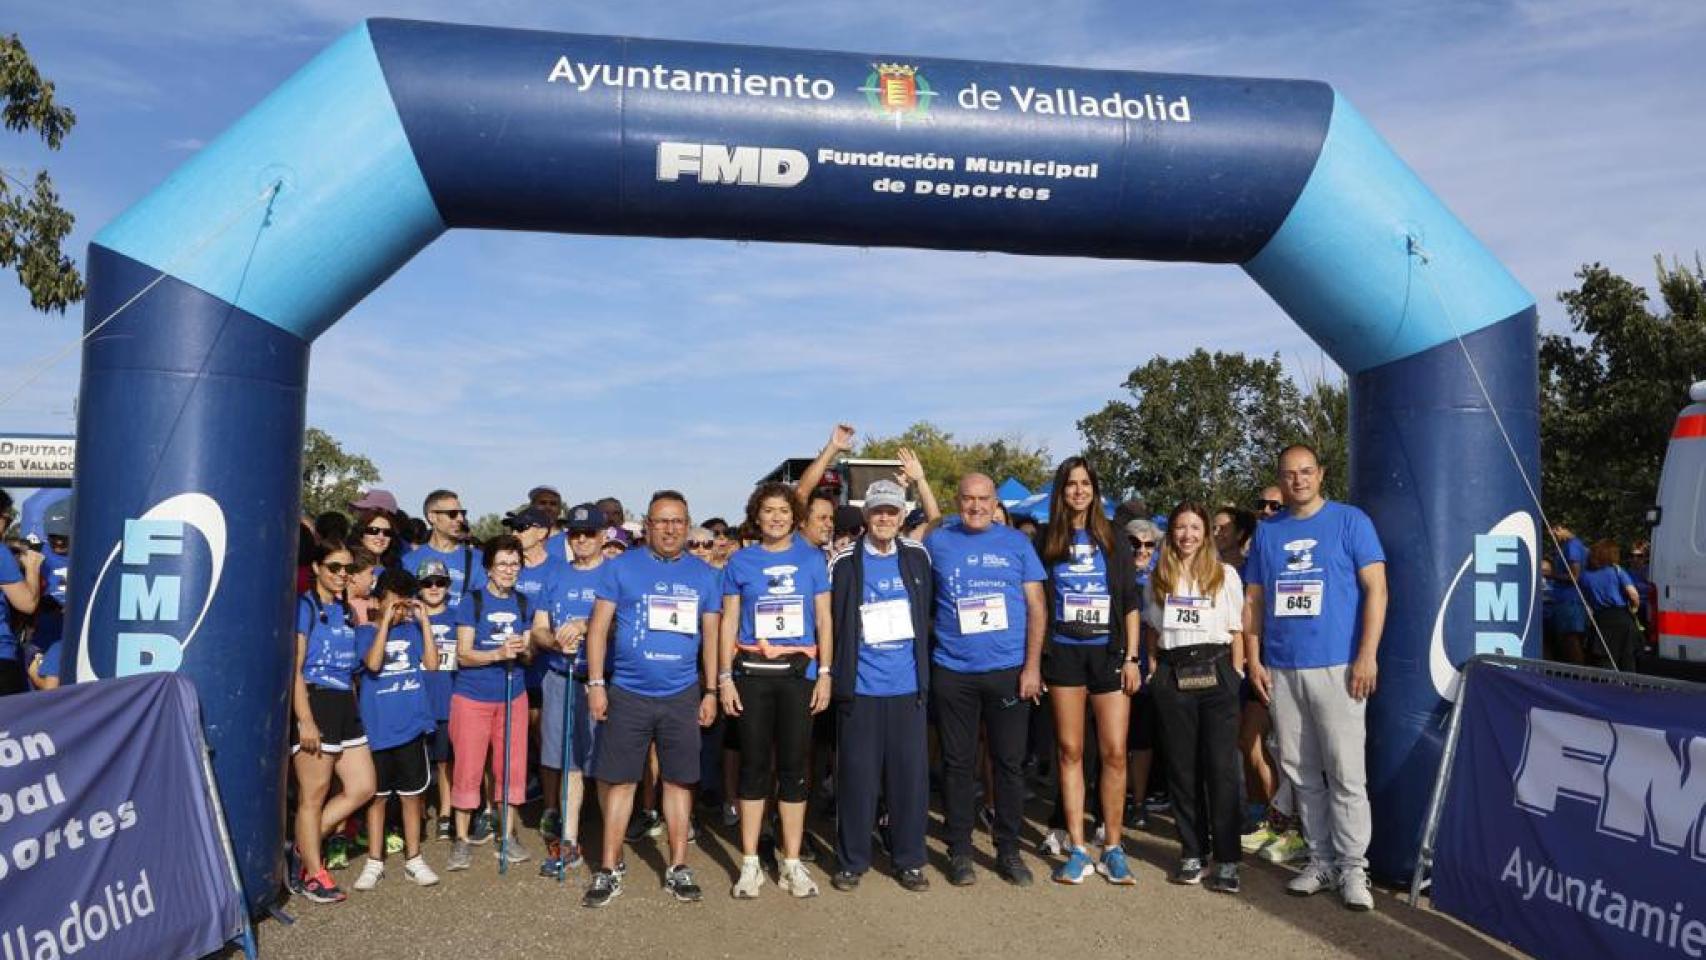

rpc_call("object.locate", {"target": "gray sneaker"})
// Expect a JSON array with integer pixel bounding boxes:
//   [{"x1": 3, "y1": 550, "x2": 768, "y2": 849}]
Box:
[
  {"x1": 446, "y1": 840, "x2": 472, "y2": 872},
  {"x1": 1339, "y1": 866, "x2": 1374, "y2": 911},
  {"x1": 497, "y1": 836, "x2": 531, "y2": 864},
  {"x1": 665, "y1": 864, "x2": 703, "y2": 902},
  {"x1": 1287, "y1": 860, "x2": 1336, "y2": 896}
]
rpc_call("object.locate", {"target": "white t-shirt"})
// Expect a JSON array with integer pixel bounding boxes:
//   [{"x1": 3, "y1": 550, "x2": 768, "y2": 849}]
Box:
[{"x1": 1141, "y1": 563, "x2": 1244, "y2": 650}]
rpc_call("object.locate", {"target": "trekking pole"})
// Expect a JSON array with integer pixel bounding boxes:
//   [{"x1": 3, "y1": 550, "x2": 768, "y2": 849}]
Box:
[
  {"x1": 558, "y1": 660, "x2": 575, "y2": 885},
  {"x1": 499, "y1": 638, "x2": 514, "y2": 877}
]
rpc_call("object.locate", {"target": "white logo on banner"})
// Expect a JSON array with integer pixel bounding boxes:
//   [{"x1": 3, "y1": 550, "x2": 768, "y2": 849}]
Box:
[
  {"x1": 1429, "y1": 511, "x2": 1538, "y2": 702},
  {"x1": 657, "y1": 141, "x2": 809, "y2": 188}
]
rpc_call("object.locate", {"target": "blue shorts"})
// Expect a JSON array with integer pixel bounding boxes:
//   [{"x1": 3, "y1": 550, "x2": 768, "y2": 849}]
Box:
[{"x1": 539, "y1": 671, "x2": 597, "y2": 773}]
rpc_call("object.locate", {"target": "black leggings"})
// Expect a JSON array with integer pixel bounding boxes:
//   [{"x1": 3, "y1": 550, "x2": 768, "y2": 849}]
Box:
[{"x1": 734, "y1": 672, "x2": 814, "y2": 803}]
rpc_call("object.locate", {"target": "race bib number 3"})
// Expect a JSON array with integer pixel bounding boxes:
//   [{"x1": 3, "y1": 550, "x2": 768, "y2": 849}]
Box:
[
  {"x1": 1275, "y1": 581, "x2": 1324, "y2": 618},
  {"x1": 1164, "y1": 595, "x2": 1211, "y2": 631},
  {"x1": 755, "y1": 597, "x2": 806, "y2": 640},
  {"x1": 956, "y1": 595, "x2": 1009, "y2": 635},
  {"x1": 647, "y1": 596, "x2": 700, "y2": 632},
  {"x1": 1062, "y1": 593, "x2": 1110, "y2": 627},
  {"x1": 861, "y1": 598, "x2": 915, "y2": 645}
]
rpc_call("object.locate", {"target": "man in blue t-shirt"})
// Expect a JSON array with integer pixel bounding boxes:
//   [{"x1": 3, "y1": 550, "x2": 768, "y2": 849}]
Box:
[
  {"x1": 1243, "y1": 444, "x2": 1387, "y2": 912},
  {"x1": 1544, "y1": 521, "x2": 1589, "y2": 664},
  {"x1": 0, "y1": 490, "x2": 45, "y2": 695},
  {"x1": 401, "y1": 489, "x2": 485, "y2": 609},
  {"x1": 582, "y1": 490, "x2": 720, "y2": 908},
  {"x1": 925, "y1": 473, "x2": 1046, "y2": 888}
]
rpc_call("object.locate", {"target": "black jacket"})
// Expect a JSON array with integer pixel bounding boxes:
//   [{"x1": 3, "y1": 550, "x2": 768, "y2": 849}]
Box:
[
  {"x1": 828, "y1": 535, "x2": 933, "y2": 702},
  {"x1": 1032, "y1": 526, "x2": 1142, "y2": 659}
]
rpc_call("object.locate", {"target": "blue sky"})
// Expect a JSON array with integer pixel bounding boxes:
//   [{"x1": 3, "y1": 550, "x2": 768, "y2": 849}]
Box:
[{"x1": 2, "y1": 0, "x2": 1702, "y2": 521}]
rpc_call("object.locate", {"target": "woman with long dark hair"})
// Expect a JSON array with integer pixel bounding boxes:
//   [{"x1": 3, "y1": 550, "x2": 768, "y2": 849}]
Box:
[
  {"x1": 1034, "y1": 456, "x2": 1142, "y2": 885},
  {"x1": 351, "y1": 507, "x2": 403, "y2": 576}
]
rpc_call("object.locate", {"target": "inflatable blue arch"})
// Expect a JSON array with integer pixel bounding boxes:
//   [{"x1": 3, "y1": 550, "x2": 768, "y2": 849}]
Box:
[{"x1": 65, "y1": 19, "x2": 1539, "y2": 903}]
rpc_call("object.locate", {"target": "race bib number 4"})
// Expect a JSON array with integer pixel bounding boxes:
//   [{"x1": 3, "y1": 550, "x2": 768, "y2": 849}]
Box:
[
  {"x1": 956, "y1": 595, "x2": 1009, "y2": 635},
  {"x1": 1062, "y1": 593, "x2": 1110, "y2": 627},
  {"x1": 647, "y1": 596, "x2": 700, "y2": 632},
  {"x1": 1275, "y1": 581, "x2": 1324, "y2": 618},
  {"x1": 755, "y1": 597, "x2": 806, "y2": 640},
  {"x1": 1164, "y1": 595, "x2": 1211, "y2": 631},
  {"x1": 860, "y1": 598, "x2": 914, "y2": 645}
]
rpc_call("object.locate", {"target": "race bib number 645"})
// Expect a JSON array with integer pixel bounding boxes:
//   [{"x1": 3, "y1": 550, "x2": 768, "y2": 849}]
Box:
[{"x1": 1275, "y1": 581, "x2": 1323, "y2": 618}]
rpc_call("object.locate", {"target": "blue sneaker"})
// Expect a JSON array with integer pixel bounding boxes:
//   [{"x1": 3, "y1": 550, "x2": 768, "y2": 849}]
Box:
[
  {"x1": 1052, "y1": 846, "x2": 1094, "y2": 885},
  {"x1": 1098, "y1": 846, "x2": 1137, "y2": 886}
]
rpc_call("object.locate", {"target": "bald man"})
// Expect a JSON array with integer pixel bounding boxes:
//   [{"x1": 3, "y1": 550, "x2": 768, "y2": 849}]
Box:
[{"x1": 926, "y1": 473, "x2": 1047, "y2": 888}]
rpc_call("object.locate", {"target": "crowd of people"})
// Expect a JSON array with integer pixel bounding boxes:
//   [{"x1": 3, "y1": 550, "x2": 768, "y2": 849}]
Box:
[{"x1": 0, "y1": 422, "x2": 1652, "y2": 918}]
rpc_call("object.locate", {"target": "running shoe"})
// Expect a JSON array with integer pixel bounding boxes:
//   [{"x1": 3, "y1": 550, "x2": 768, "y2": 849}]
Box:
[
  {"x1": 1091, "y1": 821, "x2": 1107, "y2": 847},
  {"x1": 446, "y1": 839, "x2": 472, "y2": 872},
  {"x1": 626, "y1": 808, "x2": 662, "y2": 843},
  {"x1": 1258, "y1": 830, "x2": 1308, "y2": 864},
  {"x1": 1240, "y1": 821, "x2": 1280, "y2": 855},
  {"x1": 896, "y1": 867, "x2": 930, "y2": 892},
  {"x1": 665, "y1": 864, "x2": 703, "y2": 902},
  {"x1": 1171, "y1": 857, "x2": 1205, "y2": 885},
  {"x1": 583, "y1": 870, "x2": 621, "y2": 908},
  {"x1": 384, "y1": 830, "x2": 404, "y2": 856},
  {"x1": 1207, "y1": 862, "x2": 1241, "y2": 895},
  {"x1": 997, "y1": 851, "x2": 1033, "y2": 888},
  {"x1": 1287, "y1": 860, "x2": 1336, "y2": 896},
  {"x1": 1052, "y1": 846, "x2": 1094, "y2": 885},
  {"x1": 469, "y1": 808, "x2": 496, "y2": 846},
  {"x1": 1339, "y1": 866, "x2": 1374, "y2": 911},
  {"x1": 496, "y1": 836, "x2": 531, "y2": 864},
  {"x1": 1040, "y1": 827, "x2": 1070, "y2": 857},
  {"x1": 563, "y1": 840, "x2": 584, "y2": 869},
  {"x1": 436, "y1": 816, "x2": 453, "y2": 843},
  {"x1": 778, "y1": 860, "x2": 819, "y2": 898},
  {"x1": 353, "y1": 857, "x2": 384, "y2": 891},
  {"x1": 732, "y1": 856, "x2": 765, "y2": 899},
  {"x1": 1124, "y1": 799, "x2": 1149, "y2": 831},
  {"x1": 284, "y1": 844, "x2": 305, "y2": 895},
  {"x1": 831, "y1": 870, "x2": 861, "y2": 892},
  {"x1": 1098, "y1": 846, "x2": 1137, "y2": 886},
  {"x1": 301, "y1": 867, "x2": 346, "y2": 904},
  {"x1": 404, "y1": 856, "x2": 439, "y2": 887},
  {"x1": 946, "y1": 855, "x2": 977, "y2": 887},
  {"x1": 323, "y1": 835, "x2": 353, "y2": 871},
  {"x1": 540, "y1": 856, "x2": 565, "y2": 878}
]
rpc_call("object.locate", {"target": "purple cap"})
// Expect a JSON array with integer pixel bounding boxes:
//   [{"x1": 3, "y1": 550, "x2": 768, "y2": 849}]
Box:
[{"x1": 351, "y1": 488, "x2": 399, "y2": 513}]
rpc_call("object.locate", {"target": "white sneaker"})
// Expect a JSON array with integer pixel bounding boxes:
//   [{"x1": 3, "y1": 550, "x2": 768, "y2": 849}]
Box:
[
  {"x1": 1339, "y1": 866, "x2": 1374, "y2": 911},
  {"x1": 1040, "y1": 827, "x2": 1069, "y2": 857},
  {"x1": 1091, "y1": 821, "x2": 1106, "y2": 847},
  {"x1": 778, "y1": 859, "x2": 819, "y2": 898},
  {"x1": 353, "y1": 858, "x2": 384, "y2": 891},
  {"x1": 403, "y1": 856, "x2": 439, "y2": 887},
  {"x1": 732, "y1": 856, "x2": 765, "y2": 899},
  {"x1": 1287, "y1": 860, "x2": 1336, "y2": 897}
]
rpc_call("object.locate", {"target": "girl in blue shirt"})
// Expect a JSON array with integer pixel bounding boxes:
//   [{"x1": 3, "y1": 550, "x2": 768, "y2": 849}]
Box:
[{"x1": 290, "y1": 542, "x2": 376, "y2": 904}]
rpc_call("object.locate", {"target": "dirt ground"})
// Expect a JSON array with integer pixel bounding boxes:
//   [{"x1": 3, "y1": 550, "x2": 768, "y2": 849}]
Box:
[{"x1": 249, "y1": 801, "x2": 1521, "y2": 960}]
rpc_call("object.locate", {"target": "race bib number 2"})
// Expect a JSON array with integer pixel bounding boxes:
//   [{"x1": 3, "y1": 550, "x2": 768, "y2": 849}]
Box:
[
  {"x1": 648, "y1": 596, "x2": 700, "y2": 632},
  {"x1": 956, "y1": 595, "x2": 1009, "y2": 635},
  {"x1": 1275, "y1": 581, "x2": 1324, "y2": 618}
]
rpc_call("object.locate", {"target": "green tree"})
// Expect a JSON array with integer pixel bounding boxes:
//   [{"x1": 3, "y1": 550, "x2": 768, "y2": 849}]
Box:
[
  {"x1": 467, "y1": 513, "x2": 507, "y2": 544},
  {"x1": 1541, "y1": 258, "x2": 1706, "y2": 542},
  {"x1": 1, "y1": 34, "x2": 84, "y2": 313},
  {"x1": 300, "y1": 427, "x2": 380, "y2": 518},
  {"x1": 855, "y1": 421, "x2": 1051, "y2": 497},
  {"x1": 1078, "y1": 349, "x2": 1348, "y2": 511}
]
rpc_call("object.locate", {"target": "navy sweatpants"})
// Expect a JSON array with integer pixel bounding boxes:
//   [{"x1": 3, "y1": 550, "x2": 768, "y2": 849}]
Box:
[{"x1": 835, "y1": 694, "x2": 929, "y2": 875}]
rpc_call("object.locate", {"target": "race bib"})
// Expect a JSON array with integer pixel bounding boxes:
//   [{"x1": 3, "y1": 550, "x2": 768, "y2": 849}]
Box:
[
  {"x1": 647, "y1": 595, "x2": 700, "y2": 632},
  {"x1": 1164, "y1": 595, "x2": 1212, "y2": 631},
  {"x1": 860, "y1": 598, "x2": 915, "y2": 645},
  {"x1": 1062, "y1": 593, "x2": 1110, "y2": 627},
  {"x1": 755, "y1": 597, "x2": 806, "y2": 640},
  {"x1": 1275, "y1": 581, "x2": 1324, "y2": 618},
  {"x1": 956, "y1": 595, "x2": 1009, "y2": 635},
  {"x1": 431, "y1": 625, "x2": 457, "y2": 671}
]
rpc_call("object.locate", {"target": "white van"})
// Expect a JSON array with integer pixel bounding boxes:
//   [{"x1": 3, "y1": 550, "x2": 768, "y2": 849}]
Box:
[{"x1": 1647, "y1": 381, "x2": 1706, "y2": 674}]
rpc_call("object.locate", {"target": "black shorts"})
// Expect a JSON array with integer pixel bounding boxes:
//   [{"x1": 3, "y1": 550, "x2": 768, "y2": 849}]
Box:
[
  {"x1": 593, "y1": 685, "x2": 702, "y2": 786},
  {"x1": 1041, "y1": 639, "x2": 1121, "y2": 694},
  {"x1": 291, "y1": 686, "x2": 367, "y2": 754},
  {"x1": 430, "y1": 719, "x2": 452, "y2": 764},
  {"x1": 373, "y1": 735, "x2": 432, "y2": 797}
]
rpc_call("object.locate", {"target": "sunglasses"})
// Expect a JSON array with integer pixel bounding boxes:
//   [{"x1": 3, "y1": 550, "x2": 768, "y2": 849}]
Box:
[
  {"x1": 430, "y1": 509, "x2": 468, "y2": 519},
  {"x1": 1256, "y1": 500, "x2": 1283, "y2": 512},
  {"x1": 363, "y1": 526, "x2": 393, "y2": 538},
  {"x1": 1128, "y1": 538, "x2": 1156, "y2": 550},
  {"x1": 323, "y1": 562, "x2": 358, "y2": 574},
  {"x1": 419, "y1": 577, "x2": 451, "y2": 589},
  {"x1": 687, "y1": 541, "x2": 713, "y2": 549},
  {"x1": 568, "y1": 529, "x2": 602, "y2": 540}
]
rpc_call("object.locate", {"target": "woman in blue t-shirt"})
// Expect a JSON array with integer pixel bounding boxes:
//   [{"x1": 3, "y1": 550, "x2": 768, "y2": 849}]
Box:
[
  {"x1": 1582, "y1": 539, "x2": 1643, "y2": 671},
  {"x1": 289, "y1": 541, "x2": 377, "y2": 904},
  {"x1": 718, "y1": 481, "x2": 833, "y2": 900}
]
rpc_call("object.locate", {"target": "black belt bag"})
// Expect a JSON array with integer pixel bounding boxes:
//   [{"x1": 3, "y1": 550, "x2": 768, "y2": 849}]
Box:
[
  {"x1": 735, "y1": 651, "x2": 812, "y2": 679},
  {"x1": 1159, "y1": 645, "x2": 1229, "y2": 692}
]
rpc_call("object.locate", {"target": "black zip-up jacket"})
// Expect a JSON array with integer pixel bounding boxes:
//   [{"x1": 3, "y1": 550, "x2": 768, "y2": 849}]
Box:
[
  {"x1": 1033, "y1": 526, "x2": 1142, "y2": 660},
  {"x1": 828, "y1": 535, "x2": 934, "y2": 702}
]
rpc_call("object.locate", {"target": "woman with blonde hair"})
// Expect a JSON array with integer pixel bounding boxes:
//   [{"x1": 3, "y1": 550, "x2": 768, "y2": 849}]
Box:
[{"x1": 1141, "y1": 502, "x2": 1246, "y2": 893}]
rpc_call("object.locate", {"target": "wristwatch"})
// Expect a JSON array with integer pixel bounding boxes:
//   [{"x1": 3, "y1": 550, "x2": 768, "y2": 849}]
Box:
[
  {"x1": 586, "y1": 678, "x2": 607, "y2": 688},
  {"x1": 817, "y1": 667, "x2": 833, "y2": 678}
]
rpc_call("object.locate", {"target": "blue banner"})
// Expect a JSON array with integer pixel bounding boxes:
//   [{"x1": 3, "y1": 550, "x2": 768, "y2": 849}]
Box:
[
  {"x1": 0, "y1": 674, "x2": 243, "y2": 959},
  {"x1": 1432, "y1": 665, "x2": 1706, "y2": 959}
]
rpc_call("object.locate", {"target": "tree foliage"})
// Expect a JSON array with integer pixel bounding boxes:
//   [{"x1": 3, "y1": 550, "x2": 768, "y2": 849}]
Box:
[
  {"x1": 1541, "y1": 258, "x2": 1706, "y2": 542},
  {"x1": 855, "y1": 421, "x2": 1051, "y2": 497},
  {"x1": 1078, "y1": 349, "x2": 1348, "y2": 511},
  {"x1": 1, "y1": 34, "x2": 83, "y2": 313},
  {"x1": 300, "y1": 427, "x2": 381, "y2": 519}
]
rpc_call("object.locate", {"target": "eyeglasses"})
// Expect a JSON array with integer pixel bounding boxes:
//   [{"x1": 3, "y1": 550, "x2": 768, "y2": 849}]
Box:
[
  {"x1": 687, "y1": 541, "x2": 713, "y2": 549},
  {"x1": 648, "y1": 517, "x2": 688, "y2": 527},
  {"x1": 1128, "y1": 538, "x2": 1156, "y2": 551},
  {"x1": 1256, "y1": 499, "x2": 1283, "y2": 512},
  {"x1": 568, "y1": 529, "x2": 601, "y2": 540},
  {"x1": 363, "y1": 526, "x2": 393, "y2": 538},
  {"x1": 324, "y1": 562, "x2": 358, "y2": 574},
  {"x1": 430, "y1": 509, "x2": 468, "y2": 519},
  {"x1": 492, "y1": 560, "x2": 521, "y2": 569},
  {"x1": 419, "y1": 577, "x2": 451, "y2": 589}
]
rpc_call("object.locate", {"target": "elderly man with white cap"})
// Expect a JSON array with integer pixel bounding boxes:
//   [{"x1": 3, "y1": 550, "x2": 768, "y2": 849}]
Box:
[{"x1": 826, "y1": 472, "x2": 938, "y2": 893}]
